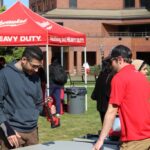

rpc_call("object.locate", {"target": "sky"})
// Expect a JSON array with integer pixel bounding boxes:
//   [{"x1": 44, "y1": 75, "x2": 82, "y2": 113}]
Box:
[{"x1": 4, "y1": 0, "x2": 29, "y2": 9}]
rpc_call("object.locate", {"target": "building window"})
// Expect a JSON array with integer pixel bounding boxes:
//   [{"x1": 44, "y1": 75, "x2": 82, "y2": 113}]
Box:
[
  {"x1": 57, "y1": 22, "x2": 63, "y2": 26},
  {"x1": 69, "y1": 0, "x2": 77, "y2": 8},
  {"x1": 38, "y1": 5, "x2": 42, "y2": 12},
  {"x1": 31, "y1": 5, "x2": 36, "y2": 12},
  {"x1": 124, "y1": 0, "x2": 135, "y2": 8},
  {"x1": 82, "y1": 52, "x2": 96, "y2": 66},
  {"x1": 140, "y1": 0, "x2": 146, "y2": 7}
]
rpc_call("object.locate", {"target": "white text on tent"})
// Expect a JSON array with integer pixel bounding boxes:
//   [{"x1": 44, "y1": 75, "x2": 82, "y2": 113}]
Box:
[
  {"x1": 20, "y1": 36, "x2": 41, "y2": 42},
  {"x1": 0, "y1": 36, "x2": 42, "y2": 42},
  {"x1": 0, "y1": 36, "x2": 18, "y2": 42}
]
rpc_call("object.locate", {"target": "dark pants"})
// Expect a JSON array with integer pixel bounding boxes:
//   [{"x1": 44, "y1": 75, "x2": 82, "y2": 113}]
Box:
[
  {"x1": 0, "y1": 128, "x2": 38, "y2": 150},
  {"x1": 50, "y1": 84, "x2": 62, "y2": 114},
  {"x1": 99, "y1": 111, "x2": 106, "y2": 124}
]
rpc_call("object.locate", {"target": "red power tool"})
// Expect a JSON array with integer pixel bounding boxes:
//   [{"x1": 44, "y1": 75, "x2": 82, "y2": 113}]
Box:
[{"x1": 45, "y1": 97, "x2": 60, "y2": 128}]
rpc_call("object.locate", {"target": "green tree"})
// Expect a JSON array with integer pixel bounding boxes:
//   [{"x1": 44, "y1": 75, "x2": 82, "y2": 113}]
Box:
[
  {"x1": 0, "y1": 6, "x2": 25, "y2": 63},
  {"x1": 0, "y1": 6, "x2": 5, "y2": 13},
  {"x1": 0, "y1": 47, "x2": 25, "y2": 63}
]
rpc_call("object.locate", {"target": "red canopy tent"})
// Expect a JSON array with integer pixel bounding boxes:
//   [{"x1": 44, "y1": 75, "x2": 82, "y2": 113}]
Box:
[
  {"x1": 0, "y1": 1, "x2": 86, "y2": 46},
  {"x1": 20, "y1": 2, "x2": 86, "y2": 47},
  {"x1": 0, "y1": 1, "x2": 88, "y2": 109},
  {"x1": 0, "y1": 3, "x2": 48, "y2": 46}
]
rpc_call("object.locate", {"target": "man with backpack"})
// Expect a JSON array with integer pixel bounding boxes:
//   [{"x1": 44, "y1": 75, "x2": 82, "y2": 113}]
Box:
[{"x1": 49, "y1": 57, "x2": 68, "y2": 116}]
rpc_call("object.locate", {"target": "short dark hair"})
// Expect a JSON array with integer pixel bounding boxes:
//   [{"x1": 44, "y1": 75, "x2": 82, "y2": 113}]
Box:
[
  {"x1": 111, "y1": 45, "x2": 132, "y2": 59},
  {"x1": 101, "y1": 57, "x2": 111, "y2": 73},
  {"x1": 51, "y1": 56, "x2": 60, "y2": 64},
  {"x1": 0, "y1": 57, "x2": 6, "y2": 63},
  {"x1": 22, "y1": 46, "x2": 43, "y2": 61},
  {"x1": 110, "y1": 45, "x2": 132, "y2": 63}
]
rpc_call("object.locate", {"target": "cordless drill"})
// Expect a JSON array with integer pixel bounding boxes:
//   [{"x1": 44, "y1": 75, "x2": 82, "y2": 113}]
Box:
[{"x1": 45, "y1": 97, "x2": 60, "y2": 128}]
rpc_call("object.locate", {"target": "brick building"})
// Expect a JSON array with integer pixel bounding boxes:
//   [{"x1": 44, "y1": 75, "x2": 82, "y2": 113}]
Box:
[
  {"x1": 29, "y1": 0, "x2": 150, "y2": 74},
  {"x1": 0, "y1": 0, "x2": 3, "y2": 7}
]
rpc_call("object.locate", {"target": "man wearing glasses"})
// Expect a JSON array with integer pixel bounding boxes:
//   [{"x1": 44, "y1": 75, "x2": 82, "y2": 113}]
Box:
[
  {"x1": 93, "y1": 45, "x2": 150, "y2": 150},
  {"x1": 0, "y1": 46, "x2": 48, "y2": 149}
]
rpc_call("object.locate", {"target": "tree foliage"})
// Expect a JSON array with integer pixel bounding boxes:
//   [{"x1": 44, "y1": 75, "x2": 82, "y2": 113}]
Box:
[
  {"x1": 0, "y1": 6, "x2": 25, "y2": 63},
  {"x1": 0, "y1": 47, "x2": 25, "y2": 63},
  {"x1": 0, "y1": 6, "x2": 6, "y2": 13}
]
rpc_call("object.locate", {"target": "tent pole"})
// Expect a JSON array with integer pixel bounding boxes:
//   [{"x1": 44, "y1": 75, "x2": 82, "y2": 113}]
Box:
[
  {"x1": 84, "y1": 47, "x2": 88, "y2": 111},
  {"x1": 46, "y1": 44, "x2": 50, "y2": 96},
  {"x1": 61, "y1": 47, "x2": 64, "y2": 66}
]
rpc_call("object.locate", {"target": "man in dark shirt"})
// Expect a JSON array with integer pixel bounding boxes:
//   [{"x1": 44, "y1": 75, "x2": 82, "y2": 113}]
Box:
[{"x1": 0, "y1": 46, "x2": 44, "y2": 149}]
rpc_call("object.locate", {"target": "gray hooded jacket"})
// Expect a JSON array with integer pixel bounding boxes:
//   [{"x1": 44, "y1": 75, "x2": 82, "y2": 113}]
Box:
[{"x1": 0, "y1": 61, "x2": 43, "y2": 132}]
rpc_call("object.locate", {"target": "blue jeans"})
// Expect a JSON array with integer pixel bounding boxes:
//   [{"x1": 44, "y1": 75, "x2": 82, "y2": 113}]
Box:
[{"x1": 50, "y1": 84, "x2": 62, "y2": 114}]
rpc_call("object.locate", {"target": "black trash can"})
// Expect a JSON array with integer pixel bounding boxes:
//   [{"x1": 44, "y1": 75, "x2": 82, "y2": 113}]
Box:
[{"x1": 65, "y1": 87, "x2": 87, "y2": 114}]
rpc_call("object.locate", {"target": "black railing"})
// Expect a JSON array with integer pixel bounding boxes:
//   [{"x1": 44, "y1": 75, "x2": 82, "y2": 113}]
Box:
[
  {"x1": 109, "y1": 32, "x2": 150, "y2": 37},
  {"x1": 85, "y1": 32, "x2": 150, "y2": 38}
]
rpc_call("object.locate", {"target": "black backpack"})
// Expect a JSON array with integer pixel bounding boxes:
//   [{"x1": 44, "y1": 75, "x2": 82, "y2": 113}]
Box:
[{"x1": 49, "y1": 64, "x2": 68, "y2": 85}]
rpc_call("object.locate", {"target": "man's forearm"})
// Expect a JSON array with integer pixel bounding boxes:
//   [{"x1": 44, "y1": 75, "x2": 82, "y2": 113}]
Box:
[
  {"x1": 98, "y1": 112, "x2": 115, "y2": 141},
  {"x1": 98, "y1": 104, "x2": 118, "y2": 141}
]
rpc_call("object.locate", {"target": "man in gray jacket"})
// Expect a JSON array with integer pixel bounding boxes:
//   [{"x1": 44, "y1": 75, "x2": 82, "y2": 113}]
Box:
[{"x1": 0, "y1": 46, "x2": 44, "y2": 149}]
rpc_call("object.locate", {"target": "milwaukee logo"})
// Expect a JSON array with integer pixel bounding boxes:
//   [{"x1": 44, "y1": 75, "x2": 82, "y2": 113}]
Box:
[
  {"x1": 36, "y1": 21, "x2": 52, "y2": 30},
  {"x1": 0, "y1": 19, "x2": 27, "y2": 27}
]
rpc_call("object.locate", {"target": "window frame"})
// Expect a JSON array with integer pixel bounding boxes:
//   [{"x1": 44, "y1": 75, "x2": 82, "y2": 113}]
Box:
[
  {"x1": 124, "y1": 0, "x2": 135, "y2": 8},
  {"x1": 140, "y1": 0, "x2": 146, "y2": 7},
  {"x1": 69, "y1": 0, "x2": 77, "y2": 8}
]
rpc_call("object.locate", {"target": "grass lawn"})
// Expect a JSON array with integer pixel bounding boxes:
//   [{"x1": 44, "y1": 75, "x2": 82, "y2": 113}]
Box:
[{"x1": 38, "y1": 86, "x2": 102, "y2": 143}]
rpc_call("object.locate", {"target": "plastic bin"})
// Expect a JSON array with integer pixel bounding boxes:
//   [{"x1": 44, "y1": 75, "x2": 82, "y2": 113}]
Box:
[{"x1": 65, "y1": 87, "x2": 87, "y2": 114}]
